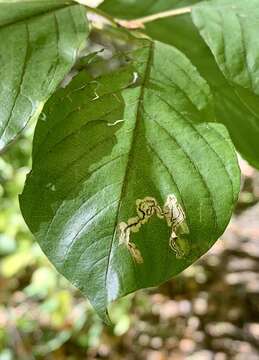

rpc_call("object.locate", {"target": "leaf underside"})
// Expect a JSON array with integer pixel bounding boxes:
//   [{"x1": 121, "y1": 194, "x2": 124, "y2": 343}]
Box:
[
  {"x1": 100, "y1": 0, "x2": 259, "y2": 169},
  {"x1": 20, "y1": 38, "x2": 240, "y2": 321},
  {"x1": 0, "y1": 0, "x2": 88, "y2": 151}
]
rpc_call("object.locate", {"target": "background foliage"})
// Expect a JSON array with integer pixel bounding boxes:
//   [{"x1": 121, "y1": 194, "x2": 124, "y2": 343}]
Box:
[{"x1": 1, "y1": 126, "x2": 259, "y2": 359}]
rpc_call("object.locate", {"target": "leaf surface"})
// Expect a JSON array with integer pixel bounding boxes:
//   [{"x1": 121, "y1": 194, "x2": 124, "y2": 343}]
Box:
[
  {"x1": 20, "y1": 39, "x2": 240, "y2": 321},
  {"x1": 0, "y1": 0, "x2": 88, "y2": 151},
  {"x1": 100, "y1": 0, "x2": 259, "y2": 168},
  {"x1": 192, "y1": 0, "x2": 259, "y2": 166}
]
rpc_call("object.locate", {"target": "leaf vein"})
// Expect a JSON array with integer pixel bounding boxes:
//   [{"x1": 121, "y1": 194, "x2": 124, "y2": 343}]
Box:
[
  {"x1": 147, "y1": 108, "x2": 218, "y2": 233},
  {"x1": 0, "y1": 23, "x2": 30, "y2": 139},
  {"x1": 155, "y1": 94, "x2": 235, "y2": 202}
]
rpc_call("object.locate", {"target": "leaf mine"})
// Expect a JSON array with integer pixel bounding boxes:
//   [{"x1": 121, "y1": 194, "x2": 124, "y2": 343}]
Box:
[{"x1": 118, "y1": 194, "x2": 190, "y2": 262}]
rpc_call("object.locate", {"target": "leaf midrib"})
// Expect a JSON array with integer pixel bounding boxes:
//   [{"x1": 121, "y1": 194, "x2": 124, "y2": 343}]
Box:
[
  {"x1": 0, "y1": 23, "x2": 31, "y2": 140},
  {"x1": 0, "y1": 2, "x2": 80, "y2": 143},
  {"x1": 104, "y1": 42, "x2": 154, "y2": 293}
]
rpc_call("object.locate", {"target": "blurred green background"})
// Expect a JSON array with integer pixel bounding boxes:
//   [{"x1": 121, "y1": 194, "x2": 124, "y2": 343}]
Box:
[{"x1": 1, "y1": 126, "x2": 259, "y2": 360}]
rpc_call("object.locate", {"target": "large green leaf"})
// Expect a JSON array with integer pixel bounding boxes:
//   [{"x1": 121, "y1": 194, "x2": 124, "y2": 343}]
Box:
[
  {"x1": 100, "y1": 0, "x2": 259, "y2": 168},
  {"x1": 0, "y1": 0, "x2": 88, "y2": 152},
  {"x1": 20, "y1": 39, "x2": 240, "y2": 321}
]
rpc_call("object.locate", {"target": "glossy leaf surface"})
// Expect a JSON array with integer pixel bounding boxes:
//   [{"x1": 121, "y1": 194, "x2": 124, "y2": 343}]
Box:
[
  {"x1": 20, "y1": 39, "x2": 240, "y2": 320},
  {"x1": 0, "y1": 0, "x2": 88, "y2": 151},
  {"x1": 100, "y1": 0, "x2": 259, "y2": 168}
]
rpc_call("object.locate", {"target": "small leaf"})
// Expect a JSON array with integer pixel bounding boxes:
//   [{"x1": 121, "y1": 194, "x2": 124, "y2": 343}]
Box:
[
  {"x1": 20, "y1": 39, "x2": 240, "y2": 321},
  {"x1": 0, "y1": 0, "x2": 89, "y2": 151},
  {"x1": 99, "y1": 0, "x2": 259, "y2": 168}
]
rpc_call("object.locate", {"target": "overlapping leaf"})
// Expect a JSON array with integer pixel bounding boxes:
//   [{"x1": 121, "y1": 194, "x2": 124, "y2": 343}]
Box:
[
  {"x1": 100, "y1": 0, "x2": 259, "y2": 168},
  {"x1": 20, "y1": 39, "x2": 240, "y2": 320},
  {"x1": 192, "y1": 0, "x2": 259, "y2": 166},
  {"x1": 0, "y1": 0, "x2": 88, "y2": 151}
]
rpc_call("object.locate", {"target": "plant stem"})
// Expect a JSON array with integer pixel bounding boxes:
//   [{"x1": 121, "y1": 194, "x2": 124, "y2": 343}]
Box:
[
  {"x1": 117, "y1": 6, "x2": 192, "y2": 28},
  {"x1": 75, "y1": 1, "x2": 192, "y2": 29}
]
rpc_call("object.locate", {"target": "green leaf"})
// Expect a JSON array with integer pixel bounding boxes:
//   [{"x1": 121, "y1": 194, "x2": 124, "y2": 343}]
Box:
[
  {"x1": 20, "y1": 39, "x2": 240, "y2": 321},
  {"x1": 0, "y1": 0, "x2": 89, "y2": 152},
  {"x1": 192, "y1": 0, "x2": 259, "y2": 166},
  {"x1": 99, "y1": 0, "x2": 259, "y2": 168}
]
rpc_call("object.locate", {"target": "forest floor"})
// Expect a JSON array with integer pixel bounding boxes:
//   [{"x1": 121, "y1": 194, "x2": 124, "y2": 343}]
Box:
[{"x1": 1, "y1": 135, "x2": 259, "y2": 360}]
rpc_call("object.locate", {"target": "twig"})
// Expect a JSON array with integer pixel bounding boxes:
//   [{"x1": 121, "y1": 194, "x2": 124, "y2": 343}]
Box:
[
  {"x1": 75, "y1": 1, "x2": 192, "y2": 29},
  {"x1": 116, "y1": 7, "x2": 192, "y2": 29}
]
